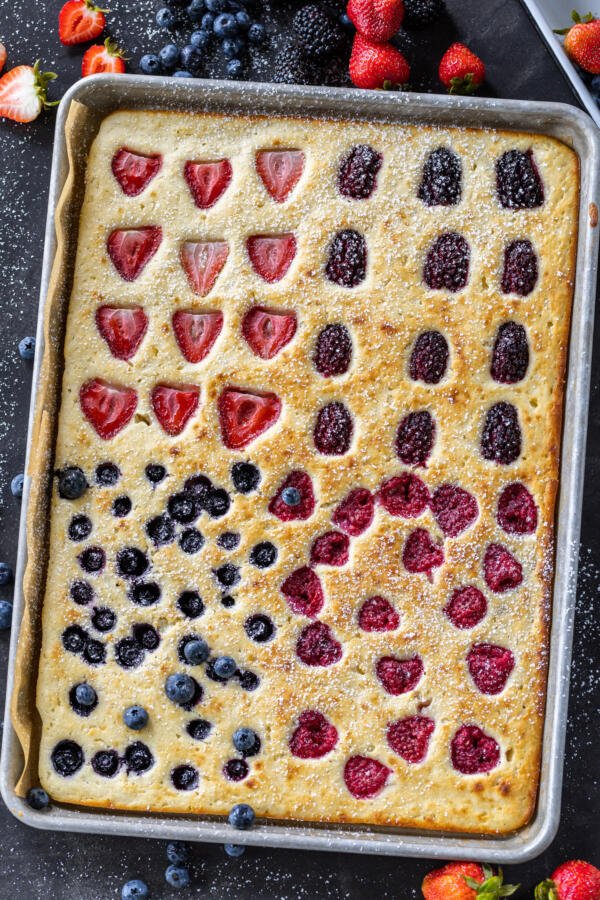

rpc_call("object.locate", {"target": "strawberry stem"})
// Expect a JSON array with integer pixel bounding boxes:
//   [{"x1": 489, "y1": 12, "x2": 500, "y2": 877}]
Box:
[
  {"x1": 85, "y1": 0, "x2": 110, "y2": 12},
  {"x1": 463, "y1": 865, "x2": 520, "y2": 898},
  {"x1": 104, "y1": 37, "x2": 128, "y2": 59},
  {"x1": 32, "y1": 59, "x2": 59, "y2": 109},
  {"x1": 534, "y1": 880, "x2": 559, "y2": 900}
]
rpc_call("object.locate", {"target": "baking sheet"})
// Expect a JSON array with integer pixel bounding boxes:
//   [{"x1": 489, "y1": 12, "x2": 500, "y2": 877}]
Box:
[{"x1": 1, "y1": 74, "x2": 598, "y2": 862}]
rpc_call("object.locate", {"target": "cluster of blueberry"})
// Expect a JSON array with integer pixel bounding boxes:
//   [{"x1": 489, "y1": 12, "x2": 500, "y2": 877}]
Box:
[{"x1": 140, "y1": 0, "x2": 267, "y2": 80}]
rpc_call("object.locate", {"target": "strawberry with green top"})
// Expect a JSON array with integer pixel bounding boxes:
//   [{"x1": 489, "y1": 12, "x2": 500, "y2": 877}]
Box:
[
  {"x1": 349, "y1": 32, "x2": 410, "y2": 89},
  {"x1": 422, "y1": 862, "x2": 518, "y2": 899},
  {"x1": 0, "y1": 60, "x2": 57, "y2": 123},
  {"x1": 439, "y1": 42, "x2": 485, "y2": 94},
  {"x1": 535, "y1": 860, "x2": 600, "y2": 900},
  {"x1": 555, "y1": 11, "x2": 600, "y2": 74},
  {"x1": 347, "y1": 0, "x2": 405, "y2": 43},
  {"x1": 81, "y1": 38, "x2": 126, "y2": 76}
]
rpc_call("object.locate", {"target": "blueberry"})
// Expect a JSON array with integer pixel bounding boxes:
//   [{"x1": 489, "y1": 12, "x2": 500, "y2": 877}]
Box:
[
  {"x1": 173, "y1": 70, "x2": 194, "y2": 77},
  {"x1": 91, "y1": 606, "x2": 116, "y2": 632},
  {"x1": 339, "y1": 12, "x2": 352, "y2": 29},
  {"x1": 115, "y1": 637, "x2": 144, "y2": 669},
  {"x1": 177, "y1": 590, "x2": 204, "y2": 618},
  {"x1": 235, "y1": 10, "x2": 250, "y2": 29},
  {"x1": 51, "y1": 740, "x2": 84, "y2": 777},
  {"x1": 18, "y1": 336, "x2": 36, "y2": 360},
  {"x1": 58, "y1": 466, "x2": 88, "y2": 500},
  {"x1": 186, "y1": 718, "x2": 212, "y2": 740},
  {"x1": 145, "y1": 463, "x2": 166, "y2": 484},
  {"x1": 228, "y1": 803, "x2": 255, "y2": 830},
  {"x1": 78, "y1": 546, "x2": 106, "y2": 575},
  {"x1": 232, "y1": 727, "x2": 260, "y2": 756},
  {"x1": 133, "y1": 623, "x2": 160, "y2": 651},
  {"x1": 248, "y1": 22, "x2": 265, "y2": 44},
  {"x1": 68, "y1": 514, "x2": 92, "y2": 542},
  {"x1": 214, "y1": 563, "x2": 240, "y2": 588},
  {"x1": 165, "y1": 865, "x2": 191, "y2": 889},
  {"x1": 226, "y1": 58, "x2": 243, "y2": 78},
  {"x1": 121, "y1": 879, "x2": 149, "y2": 900},
  {"x1": 11, "y1": 473, "x2": 24, "y2": 497},
  {"x1": 62, "y1": 624, "x2": 88, "y2": 654},
  {"x1": 184, "y1": 473, "x2": 212, "y2": 502},
  {"x1": 112, "y1": 495, "x2": 132, "y2": 517},
  {"x1": 168, "y1": 492, "x2": 199, "y2": 524},
  {"x1": 191, "y1": 29, "x2": 211, "y2": 49},
  {"x1": 116, "y1": 547, "x2": 149, "y2": 579},
  {"x1": 75, "y1": 682, "x2": 97, "y2": 707},
  {"x1": 214, "y1": 12, "x2": 238, "y2": 36},
  {"x1": 221, "y1": 594, "x2": 235, "y2": 608},
  {"x1": 124, "y1": 705, "x2": 149, "y2": 730},
  {"x1": 70, "y1": 579, "x2": 94, "y2": 605},
  {"x1": 244, "y1": 613, "x2": 274, "y2": 643},
  {"x1": 281, "y1": 486, "x2": 301, "y2": 506},
  {"x1": 27, "y1": 787, "x2": 50, "y2": 811},
  {"x1": 249, "y1": 541, "x2": 277, "y2": 569},
  {"x1": 159, "y1": 43, "x2": 180, "y2": 69},
  {"x1": 237, "y1": 670, "x2": 259, "y2": 691},
  {"x1": 231, "y1": 461, "x2": 260, "y2": 493},
  {"x1": 140, "y1": 53, "x2": 162, "y2": 75},
  {"x1": 206, "y1": 487, "x2": 230, "y2": 518},
  {"x1": 156, "y1": 5, "x2": 176, "y2": 27},
  {"x1": 82, "y1": 637, "x2": 107, "y2": 666},
  {"x1": 0, "y1": 562, "x2": 12, "y2": 586},
  {"x1": 187, "y1": 1, "x2": 205, "y2": 22},
  {"x1": 183, "y1": 638, "x2": 210, "y2": 665},
  {"x1": 171, "y1": 764, "x2": 199, "y2": 791},
  {"x1": 166, "y1": 841, "x2": 190, "y2": 865},
  {"x1": 217, "y1": 531, "x2": 240, "y2": 550},
  {"x1": 124, "y1": 741, "x2": 154, "y2": 774},
  {"x1": 165, "y1": 672, "x2": 196, "y2": 705},
  {"x1": 146, "y1": 514, "x2": 175, "y2": 547},
  {"x1": 92, "y1": 748, "x2": 121, "y2": 778},
  {"x1": 129, "y1": 581, "x2": 161, "y2": 607},
  {"x1": 222, "y1": 38, "x2": 238, "y2": 59},
  {"x1": 224, "y1": 843, "x2": 245, "y2": 857},
  {"x1": 206, "y1": 0, "x2": 225, "y2": 10},
  {"x1": 213, "y1": 655, "x2": 237, "y2": 679},
  {"x1": 96, "y1": 461, "x2": 120, "y2": 486},
  {"x1": 201, "y1": 12, "x2": 215, "y2": 30},
  {"x1": 0, "y1": 600, "x2": 13, "y2": 631},
  {"x1": 179, "y1": 528, "x2": 204, "y2": 553}
]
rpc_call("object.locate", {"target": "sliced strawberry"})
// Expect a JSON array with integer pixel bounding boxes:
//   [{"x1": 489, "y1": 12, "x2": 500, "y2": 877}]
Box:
[
  {"x1": 95, "y1": 306, "x2": 148, "y2": 360},
  {"x1": 0, "y1": 61, "x2": 57, "y2": 124},
  {"x1": 107, "y1": 226, "x2": 161, "y2": 282},
  {"x1": 184, "y1": 159, "x2": 232, "y2": 209},
  {"x1": 151, "y1": 384, "x2": 200, "y2": 436},
  {"x1": 247, "y1": 234, "x2": 297, "y2": 283},
  {"x1": 172, "y1": 310, "x2": 223, "y2": 363},
  {"x1": 0, "y1": 43, "x2": 7, "y2": 74},
  {"x1": 181, "y1": 241, "x2": 229, "y2": 296},
  {"x1": 81, "y1": 39, "x2": 126, "y2": 77},
  {"x1": 242, "y1": 306, "x2": 297, "y2": 360},
  {"x1": 59, "y1": 0, "x2": 106, "y2": 46},
  {"x1": 80, "y1": 378, "x2": 137, "y2": 440},
  {"x1": 268, "y1": 470, "x2": 315, "y2": 521},
  {"x1": 344, "y1": 756, "x2": 391, "y2": 799},
  {"x1": 218, "y1": 387, "x2": 281, "y2": 450},
  {"x1": 111, "y1": 147, "x2": 161, "y2": 197},
  {"x1": 256, "y1": 150, "x2": 305, "y2": 203}
]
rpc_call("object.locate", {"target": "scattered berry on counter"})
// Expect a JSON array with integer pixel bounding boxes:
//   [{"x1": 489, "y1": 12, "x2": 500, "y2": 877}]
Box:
[
  {"x1": 58, "y1": 0, "x2": 106, "y2": 45},
  {"x1": 57, "y1": 466, "x2": 88, "y2": 500},
  {"x1": 159, "y1": 43, "x2": 180, "y2": 70},
  {"x1": 26, "y1": 787, "x2": 50, "y2": 810},
  {"x1": 166, "y1": 841, "x2": 190, "y2": 865},
  {"x1": 273, "y1": 41, "x2": 319, "y2": 84},
  {"x1": 10, "y1": 473, "x2": 24, "y2": 497},
  {"x1": 536, "y1": 860, "x2": 600, "y2": 900},
  {"x1": 224, "y1": 843, "x2": 245, "y2": 857},
  {"x1": 556, "y1": 11, "x2": 600, "y2": 74},
  {"x1": 347, "y1": 0, "x2": 404, "y2": 43},
  {"x1": 156, "y1": 5, "x2": 176, "y2": 28},
  {"x1": 292, "y1": 4, "x2": 344, "y2": 60},
  {"x1": 180, "y1": 44, "x2": 203, "y2": 73},
  {"x1": 191, "y1": 29, "x2": 211, "y2": 49},
  {"x1": 228, "y1": 802, "x2": 255, "y2": 830},
  {"x1": 403, "y1": 0, "x2": 445, "y2": 28},
  {"x1": 227, "y1": 58, "x2": 243, "y2": 77},
  {"x1": 349, "y1": 33, "x2": 410, "y2": 89},
  {"x1": 0, "y1": 61, "x2": 57, "y2": 124},
  {"x1": 0, "y1": 599, "x2": 13, "y2": 630},
  {"x1": 422, "y1": 862, "x2": 518, "y2": 898},
  {"x1": 18, "y1": 335, "x2": 35, "y2": 359},
  {"x1": 248, "y1": 22, "x2": 266, "y2": 45},
  {"x1": 213, "y1": 655, "x2": 237, "y2": 679},
  {"x1": 438, "y1": 42, "x2": 485, "y2": 94},
  {"x1": 121, "y1": 880, "x2": 150, "y2": 900},
  {"x1": 165, "y1": 865, "x2": 191, "y2": 889},
  {"x1": 123, "y1": 705, "x2": 149, "y2": 730}
]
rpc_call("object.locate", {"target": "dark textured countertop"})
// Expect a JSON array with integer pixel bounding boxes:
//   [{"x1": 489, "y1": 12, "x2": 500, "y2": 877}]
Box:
[{"x1": 1, "y1": 1, "x2": 599, "y2": 896}]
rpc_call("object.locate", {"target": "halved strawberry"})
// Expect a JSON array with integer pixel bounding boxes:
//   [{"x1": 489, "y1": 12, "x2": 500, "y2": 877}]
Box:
[
  {"x1": 151, "y1": 384, "x2": 200, "y2": 436},
  {"x1": 247, "y1": 234, "x2": 296, "y2": 283},
  {"x1": 80, "y1": 378, "x2": 137, "y2": 439},
  {"x1": 181, "y1": 241, "x2": 229, "y2": 296},
  {"x1": 81, "y1": 39, "x2": 126, "y2": 77},
  {"x1": 95, "y1": 305, "x2": 148, "y2": 360},
  {"x1": 218, "y1": 388, "x2": 281, "y2": 450},
  {"x1": 256, "y1": 150, "x2": 305, "y2": 203},
  {"x1": 184, "y1": 159, "x2": 232, "y2": 209},
  {"x1": 111, "y1": 147, "x2": 161, "y2": 196},
  {"x1": 107, "y1": 226, "x2": 161, "y2": 282},
  {"x1": 241, "y1": 306, "x2": 297, "y2": 359},
  {"x1": 0, "y1": 43, "x2": 7, "y2": 74},
  {"x1": 59, "y1": 0, "x2": 107, "y2": 46},
  {"x1": 0, "y1": 61, "x2": 57, "y2": 124},
  {"x1": 172, "y1": 310, "x2": 223, "y2": 363}
]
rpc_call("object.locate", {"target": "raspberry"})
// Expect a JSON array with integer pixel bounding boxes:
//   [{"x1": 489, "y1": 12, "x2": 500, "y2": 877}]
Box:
[
  {"x1": 314, "y1": 401, "x2": 353, "y2": 455},
  {"x1": 269, "y1": 470, "x2": 315, "y2": 521},
  {"x1": 332, "y1": 487, "x2": 374, "y2": 536},
  {"x1": 431, "y1": 483, "x2": 478, "y2": 537},
  {"x1": 378, "y1": 473, "x2": 429, "y2": 518},
  {"x1": 497, "y1": 482, "x2": 538, "y2": 535},
  {"x1": 444, "y1": 586, "x2": 487, "y2": 629},
  {"x1": 281, "y1": 566, "x2": 324, "y2": 618},
  {"x1": 292, "y1": 4, "x2": 344, "y2": 60},
  {"x1": 313, "y1": 323, "x2": 353, "y2": 376},
  {"x1": 338, "y1": 145, "x2": 383, "y2": 199},
  {"x1": 387, "y1": 715, "x2": 435, "y2": 763},
  {"x1": 501, "y1": 240, "x2": 538, "y2": 296},
  {"x1": 310, "y1": 531, "x2": 350, "y2": 566},
  {"x1": 496, "y1": 149, "x2": 544, "y2": 209},
  {"x1": 296, "y1": 621, "x2": 342, "y2": 667},
  {"x1": 417, "y1": 147, "x2": 461, "y2": 206},
  {"x1": 403, "y1": 0, "x2": 445, "y2": 28},
  {"x1": 490, "y1": 322, "x2": 529, "y2": 384},
  {"x1": 409, "y1": 330, "x2": 449, "y2": 384},
  {"x1": 467, "y1": 643, "x2": 515, "y2": 695},
  {"x1": 402, "y1": 528, "x2": 444, "y2": 577},
  {"x1": 289, "y1": 710, "x2": 338, "y2": 759},
  {"x1": 358, "y1": 596, "x2": 400, "y2": 632},
  {"x1": 325, "y1": 229, "x2": 367, "y2": 288},
  {"x1": 483, "y1": 543, "x2": 523, "y2": 593},
  {"x1": 451, "y1": 724, "x2": 500, "y2": 774},
  {"x1": 343, "y1": 755, "x2": 391, "y2": 799},
  {"x1": 423, "y1": 232, "x2": 470, "y2": 292},
  {"x1": 395, "y1": 411, "x2": 435, "y2": 467},
  {"x1": 481, "y1": 402, "x2": 522, "y2": 464},
  {"x1": 376, "y1": 655, "x2": 423, "y2": 695}
]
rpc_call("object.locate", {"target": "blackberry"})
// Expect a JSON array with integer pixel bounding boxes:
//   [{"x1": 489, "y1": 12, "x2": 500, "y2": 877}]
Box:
[
  {"x1": 481, "y1": 402, "x2": 522, "y2": 465},
  {"x1": 313, "y1": 323, "x2": 352, "y2": 377},
  {"x1": 338, "y1": 145, "x2": 382, "y2": 200},
  {"x1": 496, "y1": 149, "x2": 544, "y2": 209},
  {"x1": 501, "y1": 239, "x2": 538, "y2": 296},
  {"x1": 409, "y1": 331, "x2": 449, "y2": 384},
  {"x1": 293, "y1": 4, "x2": 343, "y2": 60},
  {"x1": 491, "y1": 322, "x2": 529, "y2": 384},
  {"x1": 418, "y1": 147, "x2": 462, "y2": 206},
  {"x1": 313, "y1": 401, "x2": 353, "y2": 455},
  {"x1": 423, "y1": 232, "x2": 470, "y2": 292},
  {"x1": 273, "y1": 42, "x2": 320, "y2": 85},
  {"x1": 325, "y1": 229, "x2": 367, "y2": 288},
  {"x1": 403, "y1": 0, "x2": 445, "y2": 27},
  {"x1": 395, "y1": 411, "x2": 435, "y2": 467}
]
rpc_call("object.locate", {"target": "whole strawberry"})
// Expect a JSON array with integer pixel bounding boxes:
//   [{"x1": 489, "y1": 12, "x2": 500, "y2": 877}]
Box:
[
  {"x1": 439, "y1": 42, "x2": 485, "y2": 94},
  {"x1": 555, "y1": 11, "x2": 600, "y2": 74},
  {"x1": 535, "y1": 860, "x2": 600, "y2": 900},
  {"x1": 349, "y1": 32, "x2": 409, "y2": 89},
  {"x1": 347, "y1": 0, "x2": 405, "y2": 42},
  {"x1": 422, "y1": 862, "x2": 518, "y2": 899}
]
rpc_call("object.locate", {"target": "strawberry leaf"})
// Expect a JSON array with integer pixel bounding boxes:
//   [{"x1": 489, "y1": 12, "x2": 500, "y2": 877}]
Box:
[
  {"x1": 534, "y1": 880, "x2": 559, "y2": 900},
  {"x1": 464, "y1": 867, "x2": 520, "y2": 899}
]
